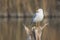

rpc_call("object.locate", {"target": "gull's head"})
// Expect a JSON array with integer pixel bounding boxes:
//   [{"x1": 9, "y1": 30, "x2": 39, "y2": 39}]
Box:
[{"x1": 36, "y1": 8, "x2": 43, "y2": 13}]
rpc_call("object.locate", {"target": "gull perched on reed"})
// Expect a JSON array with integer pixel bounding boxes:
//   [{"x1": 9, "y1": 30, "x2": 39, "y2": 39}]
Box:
[
  {"x1": 32, "y1": 8, "x2": 44, "y2": 26},
  {"x1": 23, "y1": 8, "x2": 48, "y2": 40}
]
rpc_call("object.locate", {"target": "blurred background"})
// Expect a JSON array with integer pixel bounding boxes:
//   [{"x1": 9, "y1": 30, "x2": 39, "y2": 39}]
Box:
[{"x1": 0, "y1": 0, "x2": 60, "y2": 40}]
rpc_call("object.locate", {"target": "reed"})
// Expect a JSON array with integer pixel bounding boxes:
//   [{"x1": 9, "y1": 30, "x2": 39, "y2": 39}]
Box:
[{"x1": 24, "y1": 23, "x2": 48, "y2": 40}]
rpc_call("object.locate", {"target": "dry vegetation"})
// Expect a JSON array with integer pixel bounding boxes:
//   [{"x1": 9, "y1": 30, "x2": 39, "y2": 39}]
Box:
[{"x1": 0, "y1": 0, "x2": 60, "y2": 40}]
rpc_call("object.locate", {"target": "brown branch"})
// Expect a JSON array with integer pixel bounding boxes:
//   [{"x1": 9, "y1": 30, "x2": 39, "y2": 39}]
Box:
[
  {"x1": 23, "y1": 24, "x2": 30, "y2": 34},
  {"x1": 23, "y1": 23, "x2": 48, "y2": 40},
  {"x1": 41, "y1": 23, "x2": 48, "y2": 30}
]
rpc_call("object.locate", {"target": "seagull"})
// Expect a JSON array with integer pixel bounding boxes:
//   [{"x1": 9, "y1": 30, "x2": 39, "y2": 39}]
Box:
[
  {"x1": 31, "y1": 8, "x2": 44, "y2": 40},
  {"x1": 32, "y1": 8, "x2": 44, "y2": 27}
]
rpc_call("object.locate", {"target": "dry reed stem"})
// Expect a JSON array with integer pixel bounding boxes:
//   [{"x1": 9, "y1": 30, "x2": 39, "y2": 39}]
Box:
[{"x1": 23, "y1": 23, "x2": 48, "y2": 40}]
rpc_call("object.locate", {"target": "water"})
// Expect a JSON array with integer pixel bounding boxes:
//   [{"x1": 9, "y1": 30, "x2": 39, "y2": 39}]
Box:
[{"x1": 0, "y1": 17, "x2": 60, "y2": 40}]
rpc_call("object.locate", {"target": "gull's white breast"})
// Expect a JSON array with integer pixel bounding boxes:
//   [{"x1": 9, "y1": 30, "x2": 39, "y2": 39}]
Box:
[{"x1": 33, "y1": 9, "x2": 44, "y2": 22}]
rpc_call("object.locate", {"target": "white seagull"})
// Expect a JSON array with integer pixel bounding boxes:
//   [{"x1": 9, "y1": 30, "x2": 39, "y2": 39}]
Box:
[{"x1": 32, "y1": 8, "x2": 44, "y2": 26}]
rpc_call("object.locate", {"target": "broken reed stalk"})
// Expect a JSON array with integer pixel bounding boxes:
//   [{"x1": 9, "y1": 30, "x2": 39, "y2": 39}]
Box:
[{"x1": 23, "y1": 23, "x2": 48, "y2": 40}]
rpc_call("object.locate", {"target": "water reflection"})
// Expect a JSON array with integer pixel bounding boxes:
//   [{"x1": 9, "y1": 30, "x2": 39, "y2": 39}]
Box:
[{"x1": 0, "y1": 17, "x2": 60, "y2": 40}]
